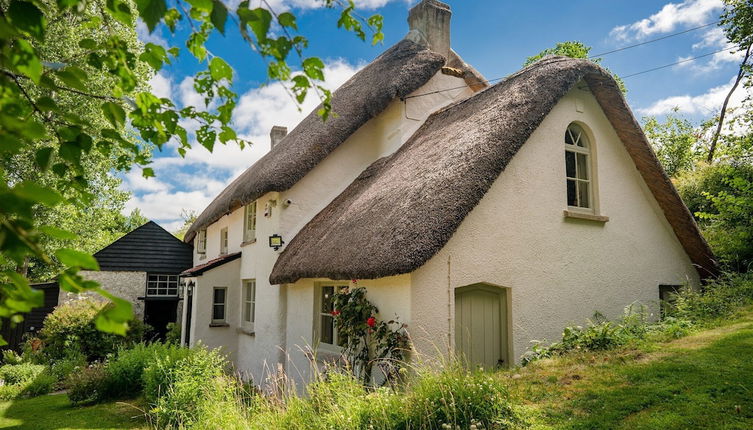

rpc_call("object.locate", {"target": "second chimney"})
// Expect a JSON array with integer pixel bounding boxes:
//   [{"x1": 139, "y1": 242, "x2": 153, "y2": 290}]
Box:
[
  {"x1": 270, "y1": 126, "x2": 288, "y2": 149},
  {"x1": 408, "y1": 0, "x2": 451, "y2": 59}
]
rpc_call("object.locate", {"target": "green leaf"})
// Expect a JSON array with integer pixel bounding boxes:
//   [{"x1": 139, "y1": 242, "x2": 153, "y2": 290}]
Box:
[
  {"x1": 39, "y1": 226, "x2": 78, "y2": 240},
  {"x1": 302, "y1": 57, "x2": 325, "y2": 81},
  {"x1": 142, "y1": 167, "x2": 154, "y2": 177},
  {"x1": 105, "y1": 0, "x2": 133, "y2": 25},
  {"x1": 36, "y1": 96, "x2": 58, "y2": 112},
  {"x1": 8, "y1": 0, "x2": 46, "y2": 41},
  {"x1": 0, "y1": 136, "x2": 23, "y2": 154},
  {"x1": 56, "y1": 67, "x2": 88, "y2": 91},
  {"x1": 164, "y1": 8, "x2": 181, "y2": 32},
  {"x1": 139, "y1": 42, "x2": 168, "y2": 70},
  {"x1": 209, "y1": 57, "x2": 232, "y2": 81},
  {"x1": 94, "y1": 293, "x2": 133, "y2": 336},
  {"x1": 238, "y1": 7, "x2": 271, "y2": 42},
  {"x1": 13, "y1": 182, "x2": 63, "y2": 206},
  {"x1": 135, "y1": 0, "x2": 167, "y2": 33},
  {"x1": 210, "y1": 0, "x2": 228, "y2": 34},
  {"x1": 10, "y1": 39, "x2": 42, "y2": 83},
  {"x1": 35, "y1": 147, "x2": 54, "y2": 170},
  {"x1": 55, "y1": 248, "x2": 99, "y2": 270},
  {"x1": 186, "y1": 0, "x2": 212, "y2": 11},
  {"x1": 57, "y1": 0, "x2": 81, "y2": 10},
  {"x1": 278, "y1": 12, "x2": 297, "y2": 29},
  {"x1": 101, "y1": 102, "x2": 126, "y2": 128}
]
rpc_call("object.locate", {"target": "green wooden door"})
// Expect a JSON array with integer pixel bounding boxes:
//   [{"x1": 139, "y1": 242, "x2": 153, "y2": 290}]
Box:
[{"x1": 455, "y1": 285, "x2": 508, "y2": 369}]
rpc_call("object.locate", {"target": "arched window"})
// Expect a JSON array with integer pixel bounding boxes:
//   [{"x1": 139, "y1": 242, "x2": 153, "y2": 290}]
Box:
[{"x1": 565, "y1": 123, "x2": 592, "y2": 210}]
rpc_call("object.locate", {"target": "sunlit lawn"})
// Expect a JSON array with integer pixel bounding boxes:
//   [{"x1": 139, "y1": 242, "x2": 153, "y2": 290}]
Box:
[{"x1": 0, "y1": 393, "x2": 148, "y2": 430}]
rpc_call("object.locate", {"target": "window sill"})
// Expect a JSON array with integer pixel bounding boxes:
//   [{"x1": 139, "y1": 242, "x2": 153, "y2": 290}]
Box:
[
  {"x1": 240, "y1": 239, "x2": 257, "y2": 247},
  {"x1": 209, "y1": 322, "x2": 229, "y2": 328},
  {"x1": 563, "y1": 210, "x2": 609, "y2": 223},
  {"x1": 237, "y1": 327, "x2": 255, "y2": 337}
]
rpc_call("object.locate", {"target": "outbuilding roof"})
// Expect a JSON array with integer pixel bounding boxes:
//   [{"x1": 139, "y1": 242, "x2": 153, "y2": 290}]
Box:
[
  {"x1": 184, "y1": 38, "x2": 448, "y2": 243},
  {"x1": 269, "y1": 56, "x2": 718, "y2": 284},
  {"x1": 93, "y1": 221, "x2": 193, "y2": 274}
]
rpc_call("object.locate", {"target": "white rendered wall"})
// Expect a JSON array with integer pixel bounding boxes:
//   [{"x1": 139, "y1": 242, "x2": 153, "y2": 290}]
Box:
[{"x1": 410, "y1": 84, "x2": 701, "y2": 364}]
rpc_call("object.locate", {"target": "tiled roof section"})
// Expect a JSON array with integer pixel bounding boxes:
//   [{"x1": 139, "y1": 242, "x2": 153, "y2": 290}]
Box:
[
  {"x1": 93, "y1": 221, "x2": 194, "y2": 274},
  {"x1": 180, "y1": 252, "x2": 241, "y2": 277}
]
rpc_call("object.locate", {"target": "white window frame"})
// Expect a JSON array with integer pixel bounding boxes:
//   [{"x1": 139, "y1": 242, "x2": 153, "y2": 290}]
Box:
[
  {"x1": 242, "y1": 279, "x2": 256, "y2": 331},
  {"x1": 243, "y1": 201, "x2": 257, "y2": 242},
  {"x1": 197, "y1": 229, "x2": 207, "y2": 254},
  {"x1": 211, "y1": 287, "x2": 228, "y2": 324},
  {"x1": 565, "y1": 123, "x2": 595, "y2": 212},
  {"x1": 313, "y1": 283, "x2": 347, "y2": 351},
  {"x1": 146, "y1": 274, "x2": 180, "y2": 297},
  {"x1": 220, "y1": 227, "x2": 228, "y2": 255}
]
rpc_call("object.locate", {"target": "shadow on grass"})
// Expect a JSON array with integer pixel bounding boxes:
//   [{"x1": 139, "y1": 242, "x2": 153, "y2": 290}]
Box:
[
  {"x1": 545, "y1": 324, "x2": 753, "y2": 430},
  {"x1": 0, "y1": 392, "x2": 147, "y2": 430}
]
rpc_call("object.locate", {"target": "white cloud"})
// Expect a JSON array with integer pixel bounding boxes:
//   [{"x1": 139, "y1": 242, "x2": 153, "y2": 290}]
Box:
[
  {"x1": 610, "y1": 0, "x2": 723, "y2": 41},
  {"x1": 136, "y1": 20, "x2": 168, "y2": 46},
  {"x1": 638, "y1": 75, "x2": 752, "y2": 116},
  {"x1": 122, "y1": 59, "x2": 362, "y2": 228},
  {"x1": 149, "y1": 72, "x2": 173, "y2": 100}
]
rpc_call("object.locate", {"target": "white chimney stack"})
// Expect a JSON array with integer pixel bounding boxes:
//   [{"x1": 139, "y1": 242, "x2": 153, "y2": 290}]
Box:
[
  {"x1": 408, "y1": 0, "x2": 452, "y2": 59},
  {"x1": 270, "y1": 126, "x2": 287, "y2": 149}
]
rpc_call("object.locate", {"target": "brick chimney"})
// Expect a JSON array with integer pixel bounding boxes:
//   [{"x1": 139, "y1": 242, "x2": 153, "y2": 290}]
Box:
[
  {"x1": 408, "y1": 0, "x2": 452, "y2": 59},
  {"x1": 270, "y1": 125, "x2": 287, "y2": 149}
]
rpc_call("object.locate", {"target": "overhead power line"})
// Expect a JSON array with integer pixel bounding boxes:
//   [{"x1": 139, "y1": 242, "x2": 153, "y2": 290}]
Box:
[{"x1": 590, "y1": 20, "x2": 721, "y2": 58}]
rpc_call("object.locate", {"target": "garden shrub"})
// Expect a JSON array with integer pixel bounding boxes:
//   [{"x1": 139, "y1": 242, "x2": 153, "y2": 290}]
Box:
[
  {"x1": 0, "y1": 363, "x2": 53, "y2": 400},
  {"x1": 39, "y1": 298, "x2": 145, "y2": 362},
  {"x1": 106, "y1": 343, "x2": 188, "y2": 400},
  {"x1": 0, "y1": 363, "x2": 45, "y2": 385},
  {"x1": 1, "y1": 350, "x2": 23, "y2": 365},
  {"x1": 67, "y1": 363, "x2": 110, "y2": 405},
  {"x1": 48, "y1": 353, "x2": 86, "y2": 389},
  {"x1": 670, "y1": 273, "x2": 753, "y2": 321},
  {"x1": 165, "y1": 322, "x2": 181, "y2": 345},
  {"x1": 20, "y1": 371, "x2": 56, "y2": 397}
]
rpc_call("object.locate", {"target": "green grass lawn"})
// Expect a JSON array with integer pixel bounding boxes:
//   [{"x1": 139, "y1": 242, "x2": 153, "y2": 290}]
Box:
[
  {"x1": 506, "y1": 311, "x2": 753, "y2": 429},
  {"x1": 0, "y1": 393, "x2": 148, "y2": 430}
]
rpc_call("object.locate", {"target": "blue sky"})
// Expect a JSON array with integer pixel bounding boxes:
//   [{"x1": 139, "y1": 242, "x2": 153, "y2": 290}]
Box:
[{"x1": 127, "y1": 0, "x2": 747, "y2": 231}]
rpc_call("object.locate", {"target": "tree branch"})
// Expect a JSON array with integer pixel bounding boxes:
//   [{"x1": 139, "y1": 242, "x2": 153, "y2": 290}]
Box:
[{"x1": 708, "y1": 42, "x2": 752, "y2": 163}]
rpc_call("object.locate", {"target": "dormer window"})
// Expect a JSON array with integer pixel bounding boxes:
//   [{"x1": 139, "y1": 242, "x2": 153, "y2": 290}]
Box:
[
  {"x1": 197, "y1": 229, "x2": 207, "y2": 254},
  {"x1": 220, "y1": 227, "x2": 228, "y2": 255},
  {"x1": 244, "y1": 201, "x2": 257, "y2": 242},
  {"x1": 565, "y1": 123, "x2": 593, "y2": 211}
]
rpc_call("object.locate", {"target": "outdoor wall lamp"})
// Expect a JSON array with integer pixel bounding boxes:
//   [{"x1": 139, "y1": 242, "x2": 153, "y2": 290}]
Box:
[{"x1": 269, "y1": 234, "x2": 285, "y2": 251}]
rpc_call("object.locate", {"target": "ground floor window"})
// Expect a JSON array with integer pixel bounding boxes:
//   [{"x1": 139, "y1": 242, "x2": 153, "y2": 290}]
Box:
[
  {"x1": 212, "y1": 287, "x2": 227, "y2": 324},
  {"x1": 147, "y1": 274, "x2": 179, "y2": 297},
  {"x1": 315, "y1": 284, "x2": 347, "y2": 348},
  {"x1": 659, "y1": 284, "x2": 682, "y2": 318}
]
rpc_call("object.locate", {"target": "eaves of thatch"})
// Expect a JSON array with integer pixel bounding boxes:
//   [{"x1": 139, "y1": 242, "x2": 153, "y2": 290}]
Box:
[
  {"x1": 184, "y1": 39, "x2": 448, "y2": 243},
  {"x1": 269, "y1": 56, "x2": 718, "y2": 285}
]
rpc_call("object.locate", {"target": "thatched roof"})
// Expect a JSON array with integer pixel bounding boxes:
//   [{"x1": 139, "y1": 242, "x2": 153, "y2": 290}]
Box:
[
  {"x1": 185, "y1": 39, "x2": 447, "y2": 242},
  {"x1": 270, "y1": 56, "x2": 718, "y2": 284}
]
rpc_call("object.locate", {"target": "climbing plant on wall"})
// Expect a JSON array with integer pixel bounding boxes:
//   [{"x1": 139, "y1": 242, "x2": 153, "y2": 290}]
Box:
[{"x1": 331, "y1": 282, "x2": 410, "y2": 386}]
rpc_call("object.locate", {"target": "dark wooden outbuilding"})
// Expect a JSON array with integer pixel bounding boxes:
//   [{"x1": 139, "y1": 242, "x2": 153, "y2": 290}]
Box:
[{"x1": 0, "y1": 282, "x2": 59, "y2": 351}]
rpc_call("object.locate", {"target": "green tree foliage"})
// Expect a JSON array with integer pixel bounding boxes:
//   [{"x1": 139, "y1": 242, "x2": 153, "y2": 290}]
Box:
[
  {"x1": 0, "y1": 0, "x2": 383, "y2": 336},
  {"x1": 172, "y1": 208, "x2": 196, "y2": 240},
  {"x1": 524, "y1": 41, "x2": 627, "y2": 93},
  {"x1": 642, "y1": 110, "x2": 705, "y2": 178},
  {"x1": 675, "y1": 163, "x2": 753, "y2": 271}
]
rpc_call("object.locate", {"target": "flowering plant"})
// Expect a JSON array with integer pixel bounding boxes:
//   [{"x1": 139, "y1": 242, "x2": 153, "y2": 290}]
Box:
[{"x1": 331, "y1": 285, "x2": 410, "y2": 386}]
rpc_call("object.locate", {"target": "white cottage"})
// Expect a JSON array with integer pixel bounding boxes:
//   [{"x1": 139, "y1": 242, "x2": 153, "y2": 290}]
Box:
[{"x1": 179, "y1": 0, "x2": 717, "y2": 384}]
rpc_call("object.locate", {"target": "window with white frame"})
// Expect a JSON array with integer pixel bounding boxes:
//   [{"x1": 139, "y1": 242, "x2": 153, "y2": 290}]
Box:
[
  {"x1": 212, "y1": 287, "x2": 227, "y2": 324},
  {"x1": 147, "y1": 274, "x2": 179, "y2": 297},
  {"x1": 244, "y1": 201, "x2": 257, "y2": 242},
  {"x1": 565, "y1": 123, "x2": 593, "y2": 210},
  {"x1": 197, "y1": 229, "x2": 207, "y2": 254},
  {"x1": 242, "y1": 279, "x2": 256, "y2": 330},
  {"x1": 315, "y1": 284, "x2": 347, "y2": 348},
  {"x1": 220, "y1": 227, "x2": 228, "y2": 255}
]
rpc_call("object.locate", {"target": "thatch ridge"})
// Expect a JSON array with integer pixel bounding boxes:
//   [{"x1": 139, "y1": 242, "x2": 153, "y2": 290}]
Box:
[
  {"x1": 269, "y1": 56, "x2": 717, "y2": 284},
  {"x1": 184, "y1": 39, "x2": 446, "y2": 242}
]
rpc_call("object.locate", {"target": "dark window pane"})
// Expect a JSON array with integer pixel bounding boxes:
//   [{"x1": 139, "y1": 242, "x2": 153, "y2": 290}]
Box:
[
  {"x1": 565, "y1": 151, "x2": 576, "y2": 178},
  {"x1": 214, "y1": 288, "x2": 225, "y2": 304},
  {"x1": 565, "y1": 129, "x2": 575, "y2": 145},
  {"x1": 320, "y1": 315, "x2": 334, "y2": 344},
  {"x1": 567, "y1": 180, "x2": 577, "y2": 206},
  {"x1": 321, "y1": 286, "x2": 334, "y2": 313},
  {"x1": 576, "y1": 153, "x2": 589, "y2": 180},
  {"x1": 213, "y1": 304, "x2": 224, "y2": 320},
  {"x1": 578, "y1": 182, "x2": 590, "y2": 208}
]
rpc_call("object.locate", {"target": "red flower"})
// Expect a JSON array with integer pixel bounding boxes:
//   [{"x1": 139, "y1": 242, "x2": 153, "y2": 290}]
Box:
[
  {"x1": 351, "y1": 279, "x2": 358, "y2": 283},
  {"x1": 366, "y1": 317, "x2": 376, "y2": 328},
  {"x1": 331, "y1": 310, "x2": 341, "y2": 316}
]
